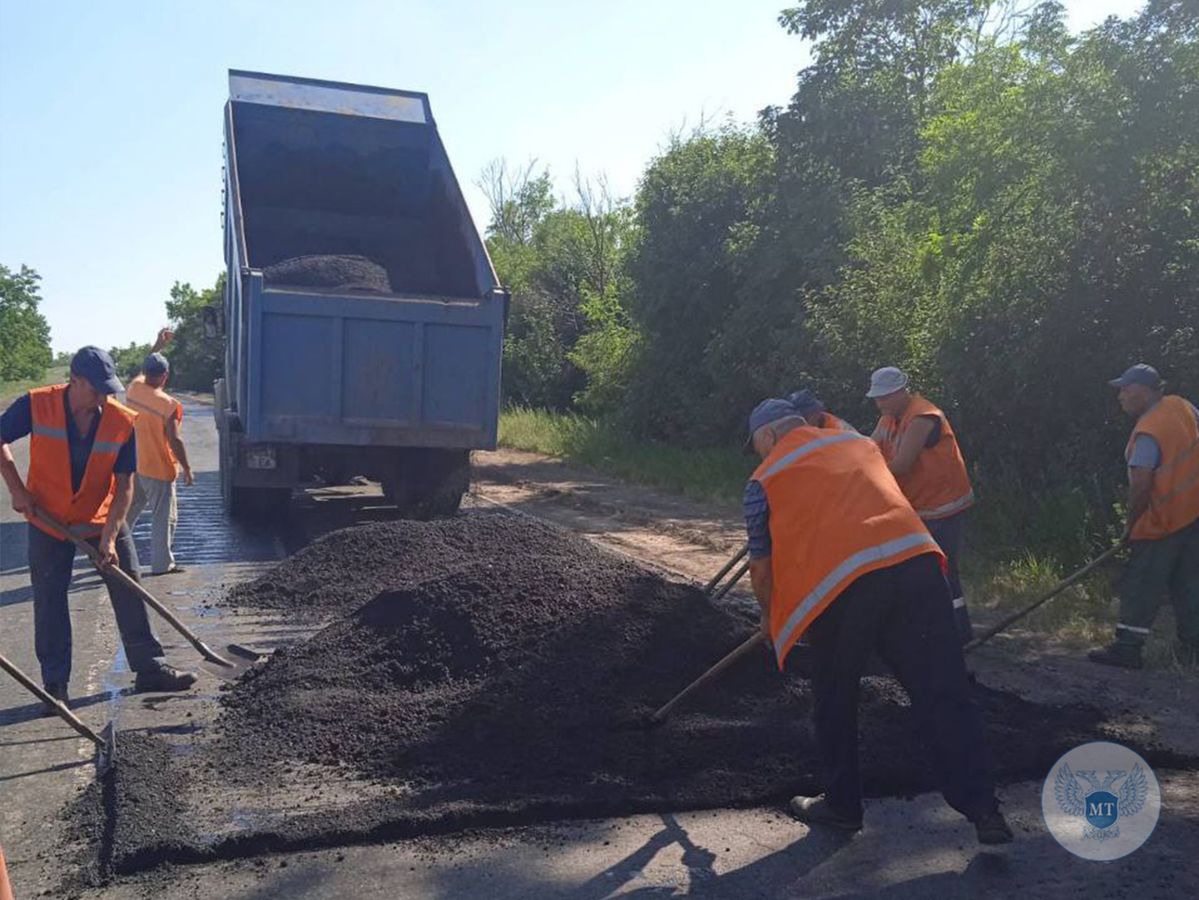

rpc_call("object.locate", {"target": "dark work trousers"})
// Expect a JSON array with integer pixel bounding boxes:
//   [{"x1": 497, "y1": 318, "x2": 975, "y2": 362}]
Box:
[
  {"x1": 804, "y1": 552, "x2": 998, "y2": 822},
  {"x1": 925, "y1": 512, "x2": 972, "y2": 643},
  {"x1": 28, "y1": 523, "x2": 165, "y2": 686}
]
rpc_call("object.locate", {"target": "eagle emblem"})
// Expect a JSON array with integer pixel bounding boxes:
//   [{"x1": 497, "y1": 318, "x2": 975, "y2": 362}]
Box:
[{"x1": 1054, "y1": 761, "x2": 1149, "y2": 841}]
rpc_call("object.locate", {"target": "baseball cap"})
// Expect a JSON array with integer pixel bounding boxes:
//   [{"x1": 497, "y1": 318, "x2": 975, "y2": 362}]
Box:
[
  {"x1": 143, "y1": 352, "x2": 170, "y2": 377},
  {"x1": 786, "y1": 388, "x2": 826, "y2": 419},
  {"x1": 745, "y1": 397, "x2": 801, "y2": 452},
  {"x1": 1108, "y1": 364, "x2": 1162, "y2": 390},
  {"x1": 866, "y1": 366, "x2": 909, "y2": 399},
  {"x1": 70, "y1": 346, "x2": 123, "y2": 395}
]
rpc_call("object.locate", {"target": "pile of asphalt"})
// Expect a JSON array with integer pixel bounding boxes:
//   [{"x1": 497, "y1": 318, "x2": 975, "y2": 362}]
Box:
[
  {"x1": 262, "y1": 254, "x2": 392, "y2": 294},
  {"x1": 69, "y1": 515, "x2": 1194, "y2": 878},
  {"x1": 213, "y1": 515, "x2": 1151, "y2": 824},
  {"x1": 223, "y1": 512, "x2": 568, "y2": 618}
]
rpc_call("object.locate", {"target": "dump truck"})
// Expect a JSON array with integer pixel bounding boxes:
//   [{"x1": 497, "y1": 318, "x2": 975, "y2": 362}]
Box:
[{"x1": 214, "y1": 70, "x2": 506, "y2": 518}]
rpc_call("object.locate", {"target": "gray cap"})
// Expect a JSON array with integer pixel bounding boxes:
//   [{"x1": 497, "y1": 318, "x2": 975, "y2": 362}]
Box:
[
  {"x1": 1108, "y1": 363, "x2": 1161, "y2": 390},
  {"x1": 866, "y1": 366, "x2": 909, "y2": 399}
]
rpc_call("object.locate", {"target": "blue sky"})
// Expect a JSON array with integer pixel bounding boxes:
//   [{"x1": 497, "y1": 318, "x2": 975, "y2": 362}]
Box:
[{"x1": 1, "y1": 0, "x2": 1143, "y2": 354}]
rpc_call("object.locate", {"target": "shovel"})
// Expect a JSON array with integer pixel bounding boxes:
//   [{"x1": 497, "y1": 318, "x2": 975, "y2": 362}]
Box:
[
  {"x1": 0, "y1": 650, "x2": 115, "y2": 775},
  {"x1": 29, "y1": 509, "x2": 258, "y2": 675}
]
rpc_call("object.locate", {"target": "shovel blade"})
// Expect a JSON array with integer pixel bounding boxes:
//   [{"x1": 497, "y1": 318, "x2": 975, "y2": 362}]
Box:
[{"x1": 97, "y1": 721, "x2": 116, "y2": 776}]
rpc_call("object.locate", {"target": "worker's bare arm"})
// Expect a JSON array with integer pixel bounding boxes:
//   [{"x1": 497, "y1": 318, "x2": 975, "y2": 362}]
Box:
[
  {"x1": 1124, "y1": 467, "x2": 1154, "y2": 539},
  {"x1": 750, "y1": 557, "x2": 773, "y2": 640},
  {"x1": 888, "y1": 416, "x2": 936, "y2": 476},
  {"x1": 99, "y1": 473, "x2": 135, "y2": 567},
  {"x1": 0, "y1": 441, "x2": 34, "y2": 514},
  {"x1": 165, "y1": 416, "x2": 194, "y2": 485}
]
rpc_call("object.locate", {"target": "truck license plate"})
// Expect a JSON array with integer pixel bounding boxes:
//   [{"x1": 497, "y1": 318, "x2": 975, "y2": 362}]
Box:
[{"x1": 245, "y1": 447, "x2": 277, "y2": 470}]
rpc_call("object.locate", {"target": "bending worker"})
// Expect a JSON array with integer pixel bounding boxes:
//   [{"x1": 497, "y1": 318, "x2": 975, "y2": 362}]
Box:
[
  {"x1": 0, "y1": 347, "x2": 197, "y2": 712},
  {"x1": 868, "y1": 367, "x2": 974, "y2": 642},
  {"x1": 786, "y1": 388, "x2": 857, "y2": 433},
  {"x1": 1089, "y1": 364, "x2": 1199, "y2": 669},
  {"x1": 125, "y1": 329, "x2": 193, "y2": 575},
  {"x1": 743, "y1": 398, "x2": 1011, "y2": 843}
]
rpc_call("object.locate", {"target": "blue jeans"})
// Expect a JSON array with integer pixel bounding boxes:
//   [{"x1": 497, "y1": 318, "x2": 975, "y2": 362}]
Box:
[
  {"x1": 28, "y1": 523, "x2": 165, "y2": 686},
  {"x1": 925, "y1": 512, "x2": 972, "y2": 644}
]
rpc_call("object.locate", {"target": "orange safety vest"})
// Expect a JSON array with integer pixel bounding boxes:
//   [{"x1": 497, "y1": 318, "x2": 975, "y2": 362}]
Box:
[
  {"x1": 126, "y1": 377, "x2": 182, "y2": 482},
  {"x1": 25, "y1": 385, "x2": 137, "y2": 539},
  {"x1": 876, "y1": 394, "x2": 974, "y2": 520},
  {"x1": 1125, "y1": 395, "x2": 1199, "y2": 541},
  {"x1": 817, "y1": 411, "x2": 857, "y2": 433},
  {"x1": 753, "y1": 426, "x2": 944, "y2": 667}
]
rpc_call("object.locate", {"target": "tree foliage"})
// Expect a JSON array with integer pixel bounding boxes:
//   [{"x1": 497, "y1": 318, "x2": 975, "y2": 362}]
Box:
[
  {"x1": 0, "y1": 264, "x2": 53, "y2": 381},
  {"x1": 164, "y1": 274, "x2": 225, "y2": 391}
]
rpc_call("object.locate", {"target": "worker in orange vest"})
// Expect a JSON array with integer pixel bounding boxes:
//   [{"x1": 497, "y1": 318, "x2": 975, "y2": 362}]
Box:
[
  {"x1": 786, "y1": 388, "x2": 857, "y2": 433},
  {"x1": 867, "y1": 367, "x2": 975, "y2": 643},
  {"x1": 0, "y1": 347, "x2": 197, "y2": 714},
  {"x1": 1089, "y1": 364, "x2": 1199, "y2": 669},
  {"x1": 125, "y1": 328, "x2": 194, "y2": 575},
  {"x1": 743, "y1": 398, "x2": 1011, "y2": 843}
]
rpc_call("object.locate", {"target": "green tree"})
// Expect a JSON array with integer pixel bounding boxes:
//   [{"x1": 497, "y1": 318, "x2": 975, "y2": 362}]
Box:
[
  {"x1": 0, "y1": 264, "x2": 53, "y2": 381},
  {"x1": 108, "y1": 341, "x2": 153, "y2": 380},
  {"x1": 165, "y1": 274, "x2": 225, "y2": 391}
]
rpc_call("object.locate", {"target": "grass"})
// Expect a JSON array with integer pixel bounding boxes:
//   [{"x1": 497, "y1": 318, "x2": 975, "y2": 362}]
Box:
[
  {"x1": 499, "y1": 406, "x2": 750, "y2": 505},
  {"x1": 499, "y1": 406, "x2": 1195, "y2": 669},
  {"x1": 0, "y1": 365, "x2": 68, "y2": 405}
]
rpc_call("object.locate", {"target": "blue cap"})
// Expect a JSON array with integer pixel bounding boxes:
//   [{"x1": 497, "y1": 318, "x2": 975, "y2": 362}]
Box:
[
  {"x1": 70, "y1": 346, "x2": 123, "y2": 395},
  {"x1": 143, "y1": 352, "x2": 170, "y2": 376},
  {"x1": 786, "y1": 388, "x2": 826, "y2": 419},
  {"x1": 1109, "y1": 364, "x2": 1161, "y2": 390},
  {"x1": 745, "y1": 398, "x2": 800, "y2": 451}
]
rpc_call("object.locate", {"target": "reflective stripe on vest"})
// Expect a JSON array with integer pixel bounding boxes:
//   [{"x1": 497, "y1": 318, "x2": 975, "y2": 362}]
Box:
[
  {"x1": 877, "y1": 394, "x2": 974, "y2": 520},
  {"x1": 24, "y1": 385, "x2": 136, "y2": 538},
  {"x1": 773, "y1": 530, "x2": 940, "y2": 660},
  {"x1": 1125, "y1": 395, "x2": 1199, "y2": 540},
  {"x1": 753, "y1": 427, "x2": 944, "y2": 667}
]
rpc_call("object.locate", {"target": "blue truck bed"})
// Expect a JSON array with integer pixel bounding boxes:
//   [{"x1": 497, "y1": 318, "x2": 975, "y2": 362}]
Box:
[{"x1": 217, "y1": 71, "x2": 506, "y2": 516}]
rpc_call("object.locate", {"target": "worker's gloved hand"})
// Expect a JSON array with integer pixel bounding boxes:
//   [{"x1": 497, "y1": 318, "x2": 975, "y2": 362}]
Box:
[{"x1": 182, "y1": 466, "x2": 195, "y2": 487}]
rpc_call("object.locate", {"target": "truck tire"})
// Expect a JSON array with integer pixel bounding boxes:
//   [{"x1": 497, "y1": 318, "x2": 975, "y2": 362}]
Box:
[
  {"x1": 382, "y1": 449, "x2": 470, "y2": 520},
  {"x1": 219, "y1": 401, "x2": 291, "y2": 521}
]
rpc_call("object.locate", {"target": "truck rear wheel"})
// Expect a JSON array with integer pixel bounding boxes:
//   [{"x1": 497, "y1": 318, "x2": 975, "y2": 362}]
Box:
[{"x1": 381, "y1": 449, "x2": 470, "y2": 520}]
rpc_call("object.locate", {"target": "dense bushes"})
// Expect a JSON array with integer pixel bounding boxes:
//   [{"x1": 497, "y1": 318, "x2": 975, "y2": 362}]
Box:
[{"x1": 488, "y1": 1, "x2": 1199, "y2": 526}]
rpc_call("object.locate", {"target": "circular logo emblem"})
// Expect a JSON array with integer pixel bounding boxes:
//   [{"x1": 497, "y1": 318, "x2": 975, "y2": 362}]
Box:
[{"x1": 1042, "y1": 741, "x2": 1161, "y2": 860}]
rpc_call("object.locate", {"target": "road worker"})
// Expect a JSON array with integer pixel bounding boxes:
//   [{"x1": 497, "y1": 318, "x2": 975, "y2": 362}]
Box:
[
  {"x1": 125, "y1": 329, "x2": 194, "y2": 575},
  {"x1": 786, "y1": 388, "x2": 857, "y2": 433},
  {"x1": 1089, "y1": 364, "x2": 1199, "y2": 669},
  {"x1": 0, "y1": 347, "x2": 197, "y2": 714},
  {"x1": 868, "y1": 367, "x2": 974, "y2": 643},
  {"x1": 743, "y1": 397, "x2": 1011, "y2": 843}
]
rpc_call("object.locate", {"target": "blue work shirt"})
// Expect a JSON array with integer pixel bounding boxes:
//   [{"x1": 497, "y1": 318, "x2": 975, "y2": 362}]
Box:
[
  {"x1": 744, "y1": 479, "x2": 772, "y2": 559},
  {"x1": 1127, "y1": 399, "x2": 1199, "y2": 469},
  {"x1": 0, "y1": 391, "x2": 137, "y2": 492}
]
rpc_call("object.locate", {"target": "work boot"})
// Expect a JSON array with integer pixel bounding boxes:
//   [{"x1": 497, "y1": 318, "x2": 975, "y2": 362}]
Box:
[
  {"x1": 40, "y1": 683, "x2": 68, "y2": 717},
  {"x1": 788, "y1": 795, "x2": 863, "y2": 833},
  {"x1": 972, "y1": 809, "x2": 1014, "y2": 845},
  {"x1": 1087, "y1": 642, "x2": 1143, "y2": 670},
  {"x1": 134, "y1": 663, "x2": 197, "y2": 693}
]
